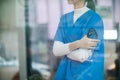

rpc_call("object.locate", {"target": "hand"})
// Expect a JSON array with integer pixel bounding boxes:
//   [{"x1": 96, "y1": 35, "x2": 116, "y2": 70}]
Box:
[
  {"x1": 67, "y1": 49, "x2": 92, "y2": 62},
  {"x1": 69, "y1": 35, "x2": 100, "y2": 51},
  {"x1": 76, "y1": 35, "x2": 100, "y2": 49}
]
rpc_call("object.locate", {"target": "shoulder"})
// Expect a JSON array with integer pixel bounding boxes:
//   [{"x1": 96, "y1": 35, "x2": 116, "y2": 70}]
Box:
[
  {"x1": 89, "y1": 10, "x2": 102, "y2": 20},
  {"x1": 86, "y1": 10, "x2": 103, "y2": 25},
  {"x1": 87, "y1": 10, "x2": 104, "y2": 27},
  {"x1": 59, "y1": 11, "x2": 73, "y2": 24},
  {"x1": 61, "y1": 11, "x2": 73, "y2": 19}
]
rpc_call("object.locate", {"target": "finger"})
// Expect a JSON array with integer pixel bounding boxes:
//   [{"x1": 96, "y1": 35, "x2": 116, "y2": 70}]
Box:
[
  {"x1": 86, "y1": 59, "x2": 93, "y2": 62},
  {"x1": 80, "y1": 58, "x2": 87, "y2": 62},
  {"x1": 89, "y1": 47, "x2": 96, "y2": 49},
  {"x1": 84, "y1": 35, "x2": 88, "y2": 38},
  {"x1": 89, "y1": 42, "x2": 97, "y2": 47},
  {"x1": 90, "y1": 39, "x2": 100, "y2": 42},
  {"x1": 88, "y1": 39, "x2": 98, "y2": 43},
  {"x1": 86, "y1": 52, "x2": 90, "y2": 58}
]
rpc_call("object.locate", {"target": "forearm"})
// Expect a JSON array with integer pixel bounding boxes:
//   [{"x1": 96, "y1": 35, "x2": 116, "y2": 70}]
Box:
[
  {"x1": 69, "y1": 40, "x2": 80, "y2": 51},
  {"x1": 67, "y1": 49, "x2": 92, "y2": 62},
  {"x1": 53, "y1": 40, "x2": 82, "y2": 56},
  {"x1": 53, "y1": 40, "x2": 84, "y2": 56},
  {"x1": 53, "y1": 41, "x2": 70, "y2": 56},
  {"x1": 53, "y1": 41, "x2": 93, "y2": 62}
]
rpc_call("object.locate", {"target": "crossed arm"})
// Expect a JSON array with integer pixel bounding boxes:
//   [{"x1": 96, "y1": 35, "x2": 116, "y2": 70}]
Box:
[{"x1": 53, "y1": 35, "x2": 99, "y2": 62}]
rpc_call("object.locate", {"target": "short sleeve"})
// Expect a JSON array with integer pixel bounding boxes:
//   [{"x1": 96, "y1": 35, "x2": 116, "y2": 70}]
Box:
[
  {"x1": 54, "y1": 16, "x2": 65, "y2": 43},
  {"x1": 91, "y1": 16, "x2": 104, "y2": 51}
]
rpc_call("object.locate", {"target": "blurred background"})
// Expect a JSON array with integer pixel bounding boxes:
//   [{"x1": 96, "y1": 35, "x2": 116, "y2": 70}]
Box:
[{"x1": 0, "y1": 0, "x2": 120, "y2": 80}]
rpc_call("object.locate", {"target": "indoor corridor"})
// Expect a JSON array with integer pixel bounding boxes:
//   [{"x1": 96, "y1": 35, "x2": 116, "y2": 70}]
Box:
[{"x1": 0, "y1": 0, "x2": 120, "y2": 80}]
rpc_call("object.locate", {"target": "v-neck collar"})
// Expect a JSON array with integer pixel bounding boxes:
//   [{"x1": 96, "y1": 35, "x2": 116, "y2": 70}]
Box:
[{"x1": 71, "y1": 9, "x2": 92, "y2": 25}]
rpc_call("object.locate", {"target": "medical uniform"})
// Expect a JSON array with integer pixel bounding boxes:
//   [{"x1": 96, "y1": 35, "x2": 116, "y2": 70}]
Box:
[{"x1": 54, "y1": 9, "x2": 104, "y2": 80}]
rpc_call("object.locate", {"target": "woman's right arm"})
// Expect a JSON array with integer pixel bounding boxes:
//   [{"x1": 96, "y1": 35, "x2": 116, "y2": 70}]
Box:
[
  {"x1": 53, "y1": 35, "x2": 99, "y2": 56},
  {"x1": 69, "y1": 35, "x2": 99, "y2": 51}
]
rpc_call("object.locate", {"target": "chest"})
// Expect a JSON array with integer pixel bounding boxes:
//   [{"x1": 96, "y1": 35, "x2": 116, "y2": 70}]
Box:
[{"x1": 63, "y1": 19, "x2": 88, "y2": 43}]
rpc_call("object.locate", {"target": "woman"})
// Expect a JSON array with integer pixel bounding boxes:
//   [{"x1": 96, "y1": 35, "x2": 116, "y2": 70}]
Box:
[{"x1": 53, "y1": 0, "x2": 104, "y2": 80}]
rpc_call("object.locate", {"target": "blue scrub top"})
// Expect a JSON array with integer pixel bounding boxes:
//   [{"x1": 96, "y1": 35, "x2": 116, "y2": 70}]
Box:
[{"x1": 54, "y1": 10, "x2": 104, "y2": 80}]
